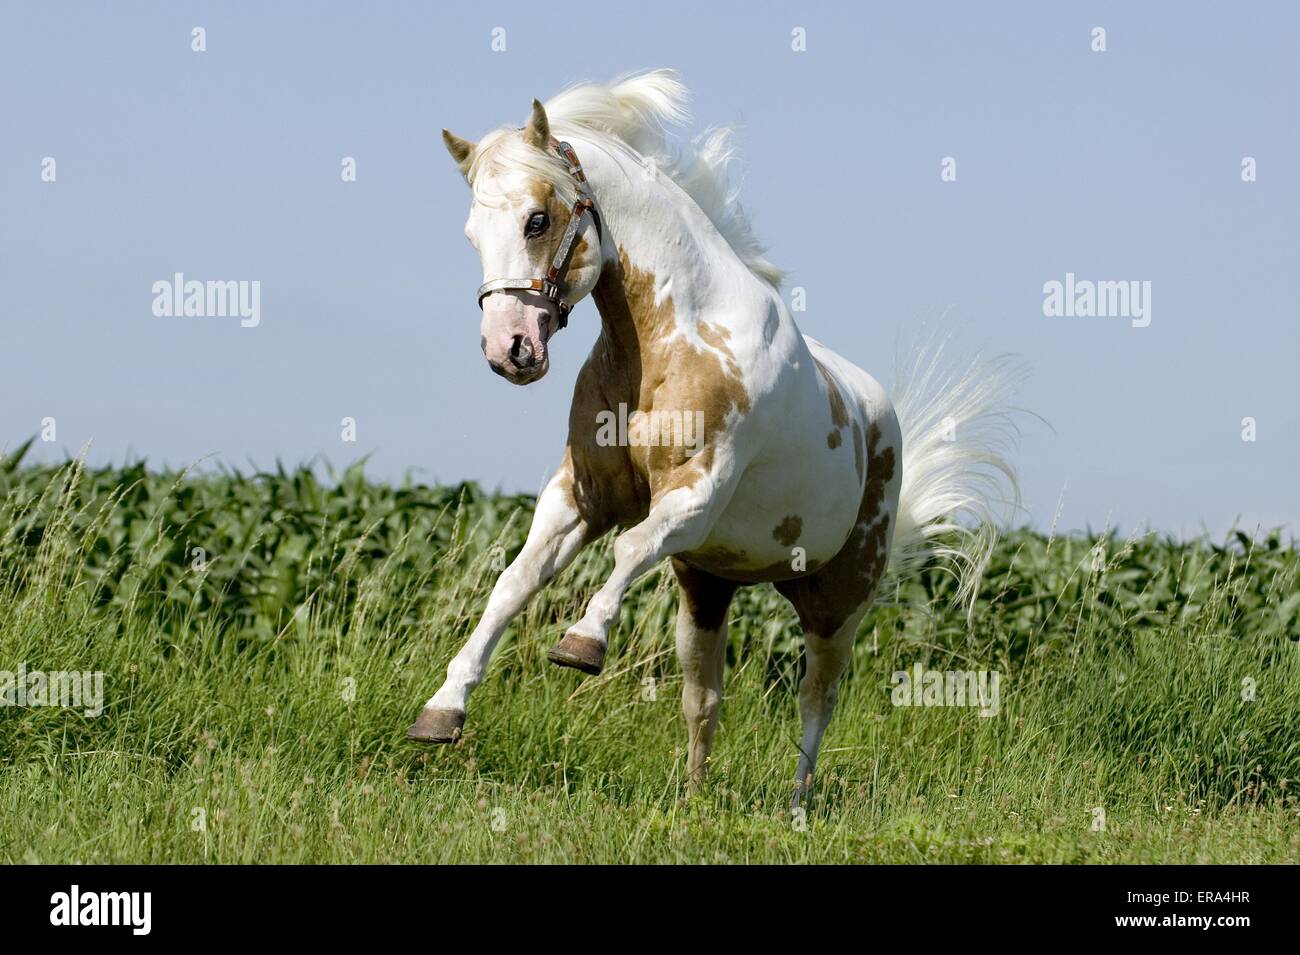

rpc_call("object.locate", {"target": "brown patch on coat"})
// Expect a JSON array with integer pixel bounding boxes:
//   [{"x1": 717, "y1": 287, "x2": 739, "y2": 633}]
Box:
[
  {"x1": 815, "y1": 360, "x2": 851, "y2": 429},
  {"x1": 685, "y1": 544, "x2": 749, "y2": 567},
  {"x1": 852, "y1": 422, "x2": 864, "y2": 482},
  {"x1": 775, "y1": 421, "x2": 898, "y2": 637},
  {"x1": 520, "y1": 179, "x2": 596, "y2": 282},
  {"x1": 526, "y1": 179, "x2": 554, "y2": 208},
  {"x1": 672, "y1": 558, "x2": 740, "y2": 632},
  {"x1": 524, "y1": 180, "x2": 561, "y2": 269},
  {"x1": 679, "y1": 548, "x2": 822, "y2": 584},
  {"x1": 569, "y1": 234, "x2": 590, "y2": 269},
  {"x1": 827, "y1": 430, "x2": 841, "y2": 450},
  {"x1": 696, "y1": 321, "x2": 731, "y2": 349},
  {"x1": 695, "y1": 322, "x2": 746, "y2": 398},
  {"x1": 773, "y1": 515, "x2": 803, "y2": 547},
  {"x1": 612, "y1": 251, "x2": 748, "y2": 503},
  {"x1": 564, "y1": 249, "x2": 751, "y2": 533}
]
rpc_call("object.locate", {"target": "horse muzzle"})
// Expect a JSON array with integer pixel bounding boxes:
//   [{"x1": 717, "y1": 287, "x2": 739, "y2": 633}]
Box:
[{"x1": 482, "y1": 304, "x2": 554, "y2": 384}]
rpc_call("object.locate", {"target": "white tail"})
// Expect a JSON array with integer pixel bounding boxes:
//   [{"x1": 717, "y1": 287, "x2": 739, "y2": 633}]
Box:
[{"x1": 887, "y1": 337, "x2": 1024, "y2": 609}]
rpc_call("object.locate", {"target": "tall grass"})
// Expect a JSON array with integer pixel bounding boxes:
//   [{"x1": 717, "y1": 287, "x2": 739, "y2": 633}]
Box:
[{"x1": 0, "y1": 447, "x2": 1296, "y2": 863}]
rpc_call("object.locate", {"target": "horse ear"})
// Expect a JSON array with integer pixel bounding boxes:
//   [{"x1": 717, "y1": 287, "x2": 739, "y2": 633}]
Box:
[
  {"x1": 442, "y1": 128, "x2": 476, "y2": 176},
  {"x1": 524, "y1": 99, "x2": 550, "y2": 148}
]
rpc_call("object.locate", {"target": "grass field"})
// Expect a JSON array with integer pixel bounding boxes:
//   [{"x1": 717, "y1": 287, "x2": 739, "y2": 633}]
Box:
[{"x1": 1, "y1": 445, "x2": 1297, "y2": 863}]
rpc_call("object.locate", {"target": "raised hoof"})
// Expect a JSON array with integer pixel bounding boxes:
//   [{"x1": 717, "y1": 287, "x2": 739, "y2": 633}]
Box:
[
  {"x1": 547, "y1": 632, "x2": 606, "y2": 675},
  {"x1": 405, "y1": 707, "x2": 465, "y2": 744}
]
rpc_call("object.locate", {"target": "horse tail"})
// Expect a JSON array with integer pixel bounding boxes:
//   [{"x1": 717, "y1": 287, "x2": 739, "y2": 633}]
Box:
[{"x1": 886, "y1": 337, "x2": 1024, "y2": 611}]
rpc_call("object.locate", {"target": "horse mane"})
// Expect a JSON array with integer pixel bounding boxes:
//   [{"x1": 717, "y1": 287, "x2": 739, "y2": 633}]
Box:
[{"x1": 469, "y1": 69, "x2": 782, "y2": 289}]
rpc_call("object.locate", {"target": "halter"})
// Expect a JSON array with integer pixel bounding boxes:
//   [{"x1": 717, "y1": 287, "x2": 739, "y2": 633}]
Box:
[{"x1": 475, "y1": 138, "x2": 602, "y2": 331}]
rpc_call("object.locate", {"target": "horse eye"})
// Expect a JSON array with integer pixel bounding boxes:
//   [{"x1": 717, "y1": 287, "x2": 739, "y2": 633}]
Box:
[{"x1": 524, "y1": 211, "x2": 549, "y2": 238}]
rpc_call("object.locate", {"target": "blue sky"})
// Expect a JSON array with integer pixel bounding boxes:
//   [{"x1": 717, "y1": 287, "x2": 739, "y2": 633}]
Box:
[{"x1": 1, "y1": 1, "x2": 1296, "y2": 536}]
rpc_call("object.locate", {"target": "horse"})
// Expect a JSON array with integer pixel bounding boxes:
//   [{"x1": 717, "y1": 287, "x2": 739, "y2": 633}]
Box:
[{"x1": 408, "y1": 70, "x2": 1018, "y2": 803}]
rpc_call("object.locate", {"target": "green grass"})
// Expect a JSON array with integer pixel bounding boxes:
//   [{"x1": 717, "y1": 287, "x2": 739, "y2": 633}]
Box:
[{"x1": 1, "y1": 446, "x2": 1297, "y2": 863}]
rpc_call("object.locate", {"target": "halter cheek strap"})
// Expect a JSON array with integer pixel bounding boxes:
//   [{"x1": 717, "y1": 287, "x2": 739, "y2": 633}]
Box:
[{"x1": 476, "y1": 139, "x2": 603, "y2": 331}]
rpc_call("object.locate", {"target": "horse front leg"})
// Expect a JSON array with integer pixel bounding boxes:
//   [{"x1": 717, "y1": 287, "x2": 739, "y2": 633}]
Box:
[
  {"x1": 407, "y1": 468, "x2": 590, "y2": 743},
  {"x1": 547, "y1": 473, "x2": 737, "y2": 676}
]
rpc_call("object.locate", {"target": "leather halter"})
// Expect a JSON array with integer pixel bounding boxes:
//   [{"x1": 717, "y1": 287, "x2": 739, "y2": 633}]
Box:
[{"x1": 475, "y1": 138, "x2": 602, "y2": 331}]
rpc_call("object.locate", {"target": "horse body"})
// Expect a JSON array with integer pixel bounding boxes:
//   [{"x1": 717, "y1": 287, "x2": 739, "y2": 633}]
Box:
[
  {"x1": 688, "y1": 336, "x2": 901, "y2": 585},
  {"x1": 412, "y1": 72, "x2": 1015, "y2": 802},
  {"x1": 560, "y1": 131, "x2": 892, "y2": 584}
]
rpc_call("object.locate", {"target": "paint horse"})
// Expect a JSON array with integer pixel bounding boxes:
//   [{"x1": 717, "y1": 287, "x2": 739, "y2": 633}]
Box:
[{"x1": 408, "y1": 71, "x2": 1017, "y2": 801}]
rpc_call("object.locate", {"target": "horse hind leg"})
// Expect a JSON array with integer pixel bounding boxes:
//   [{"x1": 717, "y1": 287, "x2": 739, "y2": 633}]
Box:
[
  {"x1": 789, "y1": 605, "x2": 868, "y2": 807},
  {"x1": 776, "y1": 418, "x2": 900, "y2": 807},
  {"x1": 671, "y1": 558, "x2": 739, "y2": 792}
]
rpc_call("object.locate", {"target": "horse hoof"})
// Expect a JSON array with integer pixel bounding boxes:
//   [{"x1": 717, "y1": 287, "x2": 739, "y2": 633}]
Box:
[
  {"x1": 547, "y1": 632, "x2": 606, "y2": 675},
  {"x1": 405, "y1": 707, "x2": 465, "y2": 743},
  {"x1": 791, "y1": 773, "x2": 814, "y2": 811}
]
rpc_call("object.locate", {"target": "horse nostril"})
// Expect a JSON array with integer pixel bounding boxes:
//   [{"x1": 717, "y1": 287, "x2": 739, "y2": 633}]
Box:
[{"x1": 508, "y1": 334, "x2": 534, "y2": 369}]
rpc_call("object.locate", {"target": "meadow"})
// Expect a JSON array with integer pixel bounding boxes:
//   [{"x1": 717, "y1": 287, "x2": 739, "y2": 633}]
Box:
[{"x1": 1, "y1": 441, "x2": 1297, "y2": 864}]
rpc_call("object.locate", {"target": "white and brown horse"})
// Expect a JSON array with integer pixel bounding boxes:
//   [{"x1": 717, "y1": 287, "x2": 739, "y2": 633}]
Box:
[{"x1": 408, "y1": 70, "x2": 1017, "y2": 801}]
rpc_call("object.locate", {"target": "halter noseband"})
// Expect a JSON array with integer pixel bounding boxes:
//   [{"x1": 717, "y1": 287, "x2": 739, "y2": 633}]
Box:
[{"x1": 475, "y1": 139, "x2": 602, "y2": 331}]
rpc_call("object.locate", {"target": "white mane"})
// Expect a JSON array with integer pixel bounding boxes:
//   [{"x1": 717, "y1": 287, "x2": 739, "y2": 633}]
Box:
[{"x1": 468, "y1": 69, "x2": 782, "y2": 288}]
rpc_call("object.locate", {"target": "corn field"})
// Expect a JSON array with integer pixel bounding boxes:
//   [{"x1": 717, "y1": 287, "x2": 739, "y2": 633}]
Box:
[{"x1": 1, "y1": 443, "x2": 1297, "y2": 863}]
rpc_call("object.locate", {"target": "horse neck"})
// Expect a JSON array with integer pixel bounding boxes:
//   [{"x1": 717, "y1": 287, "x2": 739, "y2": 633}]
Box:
[{"x1": 578, "y1": 141, "x2": 730, "y2": 355}]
